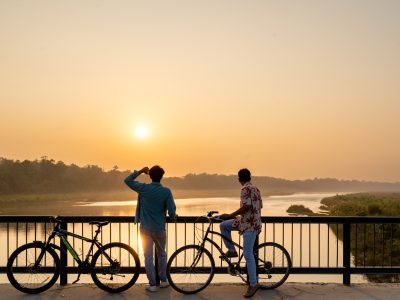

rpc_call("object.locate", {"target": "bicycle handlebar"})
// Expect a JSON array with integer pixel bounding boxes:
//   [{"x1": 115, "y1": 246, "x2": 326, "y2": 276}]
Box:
[{"x1": 198, "y1": 211, "x2": 225, "y2": 223}]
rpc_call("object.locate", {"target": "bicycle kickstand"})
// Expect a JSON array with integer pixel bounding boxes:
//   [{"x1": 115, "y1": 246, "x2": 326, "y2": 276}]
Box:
[{"x1": 72, "y1": 273, "x2": 81, "y2": 284}]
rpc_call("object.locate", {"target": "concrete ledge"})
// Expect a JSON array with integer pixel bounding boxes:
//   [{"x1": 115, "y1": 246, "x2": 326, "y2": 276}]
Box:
[{"x1": 1, "y1": 283, "x2": 400, "y2": 300}]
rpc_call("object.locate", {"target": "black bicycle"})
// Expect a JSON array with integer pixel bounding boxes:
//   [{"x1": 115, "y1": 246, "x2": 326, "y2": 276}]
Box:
[
  {"x1": 166, "y1": 211, "x2": 292, "y2": 294},
  {"x1": 7, "y1": 217, "x2": 140, "y2": 294}
]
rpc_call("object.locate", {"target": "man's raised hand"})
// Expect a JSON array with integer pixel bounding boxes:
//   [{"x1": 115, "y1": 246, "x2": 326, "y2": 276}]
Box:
[{"x1": 139, "y1": 167, "x2": 149, "y2": 174}]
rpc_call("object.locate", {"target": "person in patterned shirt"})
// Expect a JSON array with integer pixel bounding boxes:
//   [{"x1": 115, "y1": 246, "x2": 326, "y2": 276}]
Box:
[{"x1": 220, "y1": 168, "x2": 263, "y2": 298}]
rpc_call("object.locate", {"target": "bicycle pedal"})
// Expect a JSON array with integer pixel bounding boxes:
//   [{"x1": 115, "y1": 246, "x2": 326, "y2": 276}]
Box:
[{"x1": 227, "y1": 266, "x2": 237, "y2": 276}]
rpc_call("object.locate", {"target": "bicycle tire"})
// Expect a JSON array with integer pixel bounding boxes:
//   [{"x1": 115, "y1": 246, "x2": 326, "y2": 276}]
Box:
[
  {"x1": 7, "y1": 243, "x2": 60, "y2": 294},
  {"x1": 91, "y1": 242, "x2": 140, "y2": 293},
  {"x1": 167, "y1": 245, "x2": 215, "y2": 294},
  {"x1": 255, "y1": 242, "x2": 291, "y2": 289}
]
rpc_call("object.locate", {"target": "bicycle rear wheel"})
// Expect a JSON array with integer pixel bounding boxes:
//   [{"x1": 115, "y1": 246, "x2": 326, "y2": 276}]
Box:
[
  {"x1": 167, "y1": 245, "x2": 215, "y2": 294},
  {"x1": 91, "y1": 242, "x2": 140, "y2": 293},
  {"x1": 255, "y1": 242, "x2": 291, "y2": 289},
  {"x1": 7, "y1": 243, "x2": 60, "y2": 294}
]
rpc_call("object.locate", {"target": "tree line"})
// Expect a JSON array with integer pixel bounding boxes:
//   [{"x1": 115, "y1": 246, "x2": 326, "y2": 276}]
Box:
[
  {"x1": 0, "y1": 157, "x2": 130, "y2": 194},
  {"x1": 1, "y1": 157, "x2": 400, "y2": 195}
]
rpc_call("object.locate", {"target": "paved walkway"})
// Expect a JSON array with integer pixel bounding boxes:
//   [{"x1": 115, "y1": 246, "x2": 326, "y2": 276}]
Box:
[{"x1": 1, "y1": 283, "x2": 400, "y2": 300}]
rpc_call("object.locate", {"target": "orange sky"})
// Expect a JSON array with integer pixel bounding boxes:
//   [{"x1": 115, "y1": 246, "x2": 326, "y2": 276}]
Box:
[{"x1": 1, "y1": 1, "x2": 399, "y2": 181}]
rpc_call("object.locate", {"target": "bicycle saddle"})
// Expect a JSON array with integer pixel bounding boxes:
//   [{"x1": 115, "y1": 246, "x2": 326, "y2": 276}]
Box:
[{"x1": 89, "y1": 221, "x2": 109, "y2": 227}]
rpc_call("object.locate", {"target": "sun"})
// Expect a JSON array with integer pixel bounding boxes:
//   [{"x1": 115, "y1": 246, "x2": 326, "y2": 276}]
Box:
[{"x1": 134, "y1": 125, "x2": 149, "y2": 139}]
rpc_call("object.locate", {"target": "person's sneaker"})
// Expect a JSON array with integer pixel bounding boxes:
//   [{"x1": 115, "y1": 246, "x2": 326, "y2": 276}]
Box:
[
  {"x1": 219, "y1": 250, "x2": 238, "y2": 258},
  {"x1": 145, "y1": 285, "x2": 158, "y2": 292},
  {"x1": 243, "y1": 283, "x2": 260, "y2": 298},
  {"x1": 160, "y1": 280, "x2": 169, "y2": 288}
]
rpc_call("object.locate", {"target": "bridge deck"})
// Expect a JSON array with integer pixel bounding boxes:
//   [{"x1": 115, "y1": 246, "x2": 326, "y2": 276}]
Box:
[{"x1": 1, "y1": 283, "x2": 399, "y2": 300}]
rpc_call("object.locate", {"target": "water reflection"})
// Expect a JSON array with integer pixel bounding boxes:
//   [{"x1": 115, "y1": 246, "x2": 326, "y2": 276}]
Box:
[{"x1": 1, "y1": 193, "x2": 368, "y2": 283}]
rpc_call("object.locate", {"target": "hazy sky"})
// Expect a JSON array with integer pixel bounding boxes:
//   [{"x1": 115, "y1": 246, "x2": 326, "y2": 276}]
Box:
[{"x1": 1, "y1": 0, "x2": 399, "y2": 181}]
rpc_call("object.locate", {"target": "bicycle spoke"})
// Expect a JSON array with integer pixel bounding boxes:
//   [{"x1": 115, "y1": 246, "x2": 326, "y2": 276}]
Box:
[
  {"x1": 91, "y1": 243, "x2": 140, "y2": 293},
  {"x1": 255, "y1": 243, "x2": 291, "y2": 289},
  {"x1": 7, "y1": 244, "x2": 59, "y2": 293},
  {"x1": 167, "y1": 245, "x2": 215, "y2": 294}
]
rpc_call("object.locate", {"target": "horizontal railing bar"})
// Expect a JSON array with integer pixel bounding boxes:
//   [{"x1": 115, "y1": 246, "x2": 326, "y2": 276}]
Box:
[
  {"x1": 350, "y1": 267, "x2": 400, "y2": 274},
  {"x1": 290, "y1": 267, "x2": 344, "y2": 274},
  {"x1": 0, "y1": 267, "x2": 345, "y2": 274},
  {"x1": 2, "y1": 267, "x2": 58, "y2": 273},
  {"x1": 0, "y1": 216, "x2": 137, "y2": 223},
  {"x1": 0, "y1": 267, "x2": 146, "y2": 273},
  {"x1": 171, "y1": 267, "x2": 347, "y2": 274},
  {"x1": 1, "y1": 215, "x2": 400, "y2": 224},
  {"x1": 2, "y1": 266, "x2": 400, "y2": 275}
]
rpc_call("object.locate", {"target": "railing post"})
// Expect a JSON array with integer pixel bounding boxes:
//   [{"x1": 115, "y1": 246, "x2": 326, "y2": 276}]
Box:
[
  {"x1": 343, "y1": 221, "x2": 351, "y2": 285},
  {"x1": 60, "y1": 219, "x2": 68, "y2": 286}
]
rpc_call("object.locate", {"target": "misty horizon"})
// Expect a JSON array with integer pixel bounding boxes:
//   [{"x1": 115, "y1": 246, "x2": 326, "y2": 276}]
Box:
[{"x1": 0, "y1": 156, "x2": 400, "y2": 183}]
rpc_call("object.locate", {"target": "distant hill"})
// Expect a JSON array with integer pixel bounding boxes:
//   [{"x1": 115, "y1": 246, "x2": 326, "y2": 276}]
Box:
[
  {"x1": 164, "y1": 174, "x2": 400, "y2": 195},
  {"x1": 1, "y1": 157, "x2": 400, "y2": 195}
]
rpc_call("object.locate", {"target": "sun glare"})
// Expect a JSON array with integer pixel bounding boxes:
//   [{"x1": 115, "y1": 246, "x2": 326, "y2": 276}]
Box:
[{"x1": 134, "y1": 126, "x2": 149, "y2": 139}]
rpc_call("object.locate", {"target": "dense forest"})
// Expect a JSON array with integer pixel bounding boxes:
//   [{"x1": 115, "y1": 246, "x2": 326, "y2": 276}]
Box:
[
  {"x1": 0, "y1": 157, "x2": 130, "y2": 194},
  {"x1": 288, "y1": 193, "x2": 400, "y2": 283},
  {"x1": 1, "y1": 157, "x2": 400, "y2": 195},
  {"x1": 320, "y1": 193, "x2": 400, "y2": 216}
]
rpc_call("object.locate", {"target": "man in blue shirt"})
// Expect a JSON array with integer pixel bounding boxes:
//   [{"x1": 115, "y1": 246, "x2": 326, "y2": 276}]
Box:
[{"x1": 124, "y1": 165, "x2": 176, "y2": 292}]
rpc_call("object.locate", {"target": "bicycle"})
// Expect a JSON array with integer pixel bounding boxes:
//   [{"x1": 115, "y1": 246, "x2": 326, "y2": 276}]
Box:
[
  {"x1": 7, "y1": 217, "x2": 140, "y2": 294},
  {"x1": 166, "y1": 211, "x2": 292, "y2": 294}
]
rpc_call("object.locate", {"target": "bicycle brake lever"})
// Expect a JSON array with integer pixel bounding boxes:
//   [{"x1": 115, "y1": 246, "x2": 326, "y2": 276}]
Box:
[{"x1": 207, "y1": 211, "x2": 219, "y2": 217}]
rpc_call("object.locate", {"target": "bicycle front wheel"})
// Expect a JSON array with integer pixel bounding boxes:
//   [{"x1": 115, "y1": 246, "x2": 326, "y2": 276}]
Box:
[
  {"x1": 7, "y1": 243, "x2": 60, "y2": 294},
  {"x1": 255, "y1": 242, "x2": 291, "y2": 289},
  {"x1": 91, "y1": 242, "x2": 140, "y2": 293},
  {"x1": 167, "y1": 245, "x2": 215, "y2": 294}
]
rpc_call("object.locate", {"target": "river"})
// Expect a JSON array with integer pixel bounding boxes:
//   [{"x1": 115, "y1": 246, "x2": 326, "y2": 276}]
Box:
[
  {"x1": 73, "y1": 192, "x2": 331, "y2": 216},
  {"x1": 0, "y1": 192, "x2": 367, "y2": 283}
]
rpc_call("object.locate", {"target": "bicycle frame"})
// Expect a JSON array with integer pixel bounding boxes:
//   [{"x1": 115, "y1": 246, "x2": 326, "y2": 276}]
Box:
[
  {"x1": 166, "y1": 213, "x2": 291, "y2": 294},
  {"x1": 199, "y1": 220, "x2": 246, "y2": 268},
  {"x1": 8, "y1": 219, "x2": 142, "y2": 294},
  {"x1": 37, "y1": 222, "x2": 114, "y2": 270}
]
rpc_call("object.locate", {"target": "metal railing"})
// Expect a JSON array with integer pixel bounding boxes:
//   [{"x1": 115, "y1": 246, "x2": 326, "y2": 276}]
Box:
[{"x1": 0, "y1": 215, "x2": 399, "y2": 285}]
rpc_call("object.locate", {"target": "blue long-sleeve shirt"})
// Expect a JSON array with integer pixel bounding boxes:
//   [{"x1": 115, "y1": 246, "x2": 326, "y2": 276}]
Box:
[{"x1": 124, "y1": 170, "x2": 176, "y2": 231}]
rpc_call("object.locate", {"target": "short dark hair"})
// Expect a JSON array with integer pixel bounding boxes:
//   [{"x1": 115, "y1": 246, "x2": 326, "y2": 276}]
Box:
[
  {"x1": 238, "y1": 168, "x2": 251, "y2": 182},
  {"x1": 149, "y1": 165, "x2": 165, "y2": 182}
]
